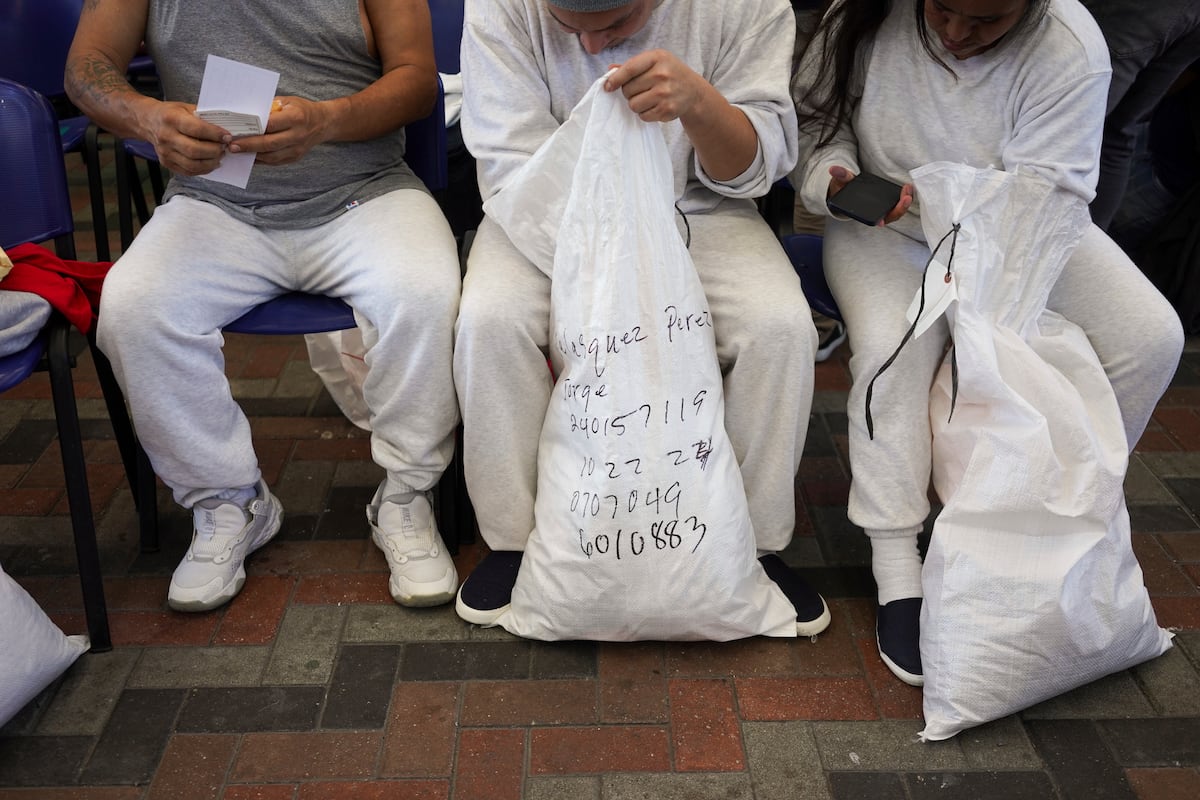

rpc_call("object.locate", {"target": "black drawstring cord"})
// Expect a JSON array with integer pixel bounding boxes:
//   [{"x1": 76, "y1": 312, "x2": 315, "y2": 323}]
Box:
[
  {"x1": 675, "y1": 203, "x2": 691, "y2": 248},
  {"x1": 864, "y1": 223, "x2": 960, "y2": 440}
]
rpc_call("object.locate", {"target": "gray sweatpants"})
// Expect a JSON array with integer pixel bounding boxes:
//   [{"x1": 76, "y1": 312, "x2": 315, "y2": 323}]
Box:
[
  {"x1": 98, "y1": 190, "x2": 461, "y2": 508},
  {"x1": 824, "y1": 216, "x2": 1184, "y2": 534},
  {"x1": 455, "y1": 201, "x2": 818, "y2": 553}
]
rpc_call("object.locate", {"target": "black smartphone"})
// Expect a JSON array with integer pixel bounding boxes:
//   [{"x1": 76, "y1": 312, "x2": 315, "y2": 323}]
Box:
[{"x1": 826, "y1": 172, "x2": 904, "y2": 226}]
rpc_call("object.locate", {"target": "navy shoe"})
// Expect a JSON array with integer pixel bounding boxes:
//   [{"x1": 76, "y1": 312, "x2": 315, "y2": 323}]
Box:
[
  {"x1": 876, "y1": 597, "x2": 924, "y2": 686},
  {"x1": 455, "y1": 550, "x2": 523, "y2": 625},
  {"x1": 759, "y1": 554, "x2": 831, "y2": 636}
]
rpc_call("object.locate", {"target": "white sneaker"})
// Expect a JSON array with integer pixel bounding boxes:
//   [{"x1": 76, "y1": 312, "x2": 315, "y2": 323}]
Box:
[
  {"x1": 168, "y1": 479, "x2": 282, "y2": 612},
  {"x1": 367, "y1": 483, "x2": 457, "y2": 607}
]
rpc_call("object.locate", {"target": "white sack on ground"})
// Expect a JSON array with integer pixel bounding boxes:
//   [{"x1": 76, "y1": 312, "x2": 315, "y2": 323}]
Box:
[
  {"x1": 484, "y1": 75, "x2": 796, "y2": 641},
  {"x1": 0, "y1": 563, "x2": 88, "y2": 727},
  {"x1": 911, "y1": 161, "x2": 1172, "y2": 741}
]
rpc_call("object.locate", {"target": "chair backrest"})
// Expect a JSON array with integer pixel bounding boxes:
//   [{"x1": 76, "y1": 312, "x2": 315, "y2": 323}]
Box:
[
  {"x1": 430, "y1": 0, "x2": 465, "y2": 74},
  {"x1": 0, "y1": 0, "x2": 83, "y2": 98},
  {"x1": 404, "y1": 0, "x2": 465, "y2": 193},
  {"x1": 781, "y1": 233, "x2": 842, "y2": 323},
  {"x1": 0, "y1": 79, "x2": 75, "y2": 251}
]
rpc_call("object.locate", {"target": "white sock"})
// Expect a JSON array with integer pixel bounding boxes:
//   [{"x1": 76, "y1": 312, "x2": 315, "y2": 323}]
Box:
[
  {"x1": 212, "y1": 484, "x2": 258, "y2": 508},
  {"x1": 867, "y1": 527, "x2": 924, "y2": 605},
  {"x1": 383, "y1": 475, "x2": 419, "y2": 502}
]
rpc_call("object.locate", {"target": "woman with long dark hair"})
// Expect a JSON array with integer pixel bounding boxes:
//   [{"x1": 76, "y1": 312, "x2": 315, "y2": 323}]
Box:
[{"x1": 791, "y1": 0, "x2": 1183, "y2": 686}]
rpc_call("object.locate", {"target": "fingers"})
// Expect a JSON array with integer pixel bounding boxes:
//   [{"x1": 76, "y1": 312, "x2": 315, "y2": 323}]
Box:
[
  {"x1": 827, "y1": 165, "x2": 854, "y2": 199},
  {"x1": 605, "y1": 50, "x2": 695, "y2": 122},
  {"x1": 880, "y1": 184, "x2": 915, "y2": 226}
]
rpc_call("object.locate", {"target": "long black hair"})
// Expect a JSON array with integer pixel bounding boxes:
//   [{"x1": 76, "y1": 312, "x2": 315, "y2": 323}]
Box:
[{"x1": 795, "y1": 0, "x2": 1050, "y2": 148}]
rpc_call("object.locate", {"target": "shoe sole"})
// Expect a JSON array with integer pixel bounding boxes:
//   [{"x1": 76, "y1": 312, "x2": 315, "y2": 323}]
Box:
[
  {"x1": 796, "y1": 597, "x2": 832, "y2": 637},
  {"x1": 876, "y1": 634, "x2": 925, "y2": 687},
  {"x1": 167, "y1": 495, "x2": 284, "y2": 613},
  {"x1": 454, "y1": 584, "x2": 509, "y2": 626},
  {"x1": 391, "y1": 573, "x2": 458, "y2": 608}
]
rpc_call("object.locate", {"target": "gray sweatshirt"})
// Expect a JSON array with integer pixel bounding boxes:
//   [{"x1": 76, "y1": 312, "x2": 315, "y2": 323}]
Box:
[
  {"x1": 461, "y1": 0, "x2": 799, "y2": 215},
  {"x1": 792, "y1": 0, "x2": 1111, "y2": 226}
]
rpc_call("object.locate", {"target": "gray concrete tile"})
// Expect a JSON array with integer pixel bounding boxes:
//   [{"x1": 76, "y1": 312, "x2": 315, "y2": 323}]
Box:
[
  {"x1": 400, "y1": 641, "x2": 533, "y2": 681},
  {"x1": 1026, "y1": 719, "x2": 1137, "y2": 800},
  {"x1": 743, "y1": 721, "x2": 831, "y2": 800},
  {"x1": 1140, "y1": 453, "x2": 1200, "y2": 481},
  {"x1": 906, "y1": 772, "x2": 1058, "y2": 800},
  {"x1": 811, "y1": 720, "x2": 967, "y2": 771},
  {"x1": 601, "y1": 773, "x2": 753, "y2": 800},
  {"x1": 526, "y1": 776, "x2": 601, "y2": 800},
  {"x1": 1098, "y1": 718, "x2": 1200, "y2": 766},
  {"x1": 37, "y1": 647, "x2": 140, "y2": 735},
  {"x1": 275, "y1": 360, "x2": 323, "y2": 398},
  {"x1": 333, "y1": 460, "x2": 385, "y2": 487},
  {"x1": 829, "y1": 772, "x2": 904, "y2": 800},
  {"x1": 128, "y1": 646, "x2": 270, "y2": 688},
  {"x1": 263, "y1": 605, "x2": 346, "y2": 685},
  {"x1": 80, "y1": 688, "x2": 184, "y2": 785},
  {"x1": 344, "y1": 604, "x2": 470, "y2": 643},
  {"x1": 530, "y1": 641, "x2": 597, "y2": 679},
  {"x1": 956, "y1": 716, "x2": 1041, "y2": 770},
  {"x1": 1126, "y1": 457, "x2": 1176, "y2": 504},
  {"x1": 228, "y1": 377, "x2": 277, "y2": 399},
  {"x1": 0, "y1": 735, "x2": 92, "y2": 787},
  {"x1": 178, "y1": 686, "x2": 324, "y2": 732},
  {"x1": 1021, "y1": 670, "x2": 1155, "y2": 719},
  {"x1": 321, "y1": 644, "x2": 401, "y2": 729},
  {"x1": 275, "y1": 460, "x2": 338, "y2": 515},
  {"x1": 1133, "y1": 644, "x2": 1200, "y2": 715}
]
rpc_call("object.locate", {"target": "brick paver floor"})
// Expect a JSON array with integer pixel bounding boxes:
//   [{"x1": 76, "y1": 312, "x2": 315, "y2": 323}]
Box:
[{"x1": 1, "y1": 138, "x2": 1197, "y2": 800}]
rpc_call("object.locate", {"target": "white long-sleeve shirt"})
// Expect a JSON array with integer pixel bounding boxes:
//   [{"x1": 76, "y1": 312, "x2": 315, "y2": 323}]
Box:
[
  {"x1": 461, "y1": 0, "x2": 799, "y2": 215},
  {"x1": 792, "y1": 0, "x2": 1111, "y2": 223}
]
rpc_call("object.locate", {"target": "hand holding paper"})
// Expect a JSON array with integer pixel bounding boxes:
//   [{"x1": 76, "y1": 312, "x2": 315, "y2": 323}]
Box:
[{"x1": 195, "y1": 54, "x2": 280, "y2": 188}]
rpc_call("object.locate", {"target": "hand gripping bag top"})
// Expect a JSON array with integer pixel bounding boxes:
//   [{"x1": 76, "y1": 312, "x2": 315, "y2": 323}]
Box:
[
  {"x1": 483, "y1": 75, "x2": 797, "y2": 641},
  {"x1": 907, "y1": 162, "x2": 1172, "y2": 741}
]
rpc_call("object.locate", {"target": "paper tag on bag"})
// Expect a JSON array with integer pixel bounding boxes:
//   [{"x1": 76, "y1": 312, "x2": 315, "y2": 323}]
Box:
[{"x1": 905, "y1": 258, "x2": 958, "y2": 338}]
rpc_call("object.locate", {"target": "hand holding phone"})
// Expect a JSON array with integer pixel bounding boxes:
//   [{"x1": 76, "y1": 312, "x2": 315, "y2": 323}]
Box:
[{"x1": 827, "y1": 171, "x2": 907, "y2": 226}]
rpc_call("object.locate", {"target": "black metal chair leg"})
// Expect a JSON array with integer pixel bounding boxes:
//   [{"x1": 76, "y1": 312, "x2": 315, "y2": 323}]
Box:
[
  {"x1": 83, "y1": 125, "x2": 110, "y2": 262},
  {"x1": 47, "y1": 319, "x2": 112, "y2": 653},
  {"x1": 88, "y1": 337, "x2": 159, "y2": 553}
]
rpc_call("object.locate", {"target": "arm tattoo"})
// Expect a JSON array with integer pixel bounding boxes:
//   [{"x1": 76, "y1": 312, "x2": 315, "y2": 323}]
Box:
[{"x1": 68, "y1": 54, "x2": 135, "y2": 106}]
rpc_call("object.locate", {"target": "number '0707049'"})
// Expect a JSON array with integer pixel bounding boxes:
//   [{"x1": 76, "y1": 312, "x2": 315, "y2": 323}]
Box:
[
  {"x1": 578, "y1": 516, "x2": 708, "y2": 560},
  {"x1": 570, "y1": 482, "x2": 681, "y2": 520}
]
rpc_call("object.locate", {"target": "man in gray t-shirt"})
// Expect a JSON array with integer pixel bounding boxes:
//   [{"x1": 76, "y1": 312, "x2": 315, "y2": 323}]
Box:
[{"x1": 65, "y1": 0, "x2": 462, "y2": 614}]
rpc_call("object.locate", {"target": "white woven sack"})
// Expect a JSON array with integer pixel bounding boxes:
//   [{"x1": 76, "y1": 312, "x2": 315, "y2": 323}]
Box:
[
  {"x1": 485, "y1": 75, "x2": 796, "y2": 641},
  {"x1": 1, "y1": 563, "x2": 88, "y2": 727},
  {"x1": 909, "y1": 162, "x2": 1172, "y2": 741}
]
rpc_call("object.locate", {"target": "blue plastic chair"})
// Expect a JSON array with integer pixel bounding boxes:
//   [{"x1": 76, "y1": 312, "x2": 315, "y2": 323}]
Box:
[
  {"x1": 781, "y1": 233, "x2": 843, "y2": 323},
  {"x1": 0, "y1": 0, "x2": 112, "y2": 262},
  {"x1": 0, "y1": 79, "x2": 159, "y2": 653},
  {"x1": 119, "y1": 0, "x2": 474, "y2": 549}
]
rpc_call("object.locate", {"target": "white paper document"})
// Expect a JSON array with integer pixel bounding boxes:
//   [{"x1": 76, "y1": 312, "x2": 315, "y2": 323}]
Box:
[{"x1": 195, "y1": 54, "x2": 280, "y2": 188}]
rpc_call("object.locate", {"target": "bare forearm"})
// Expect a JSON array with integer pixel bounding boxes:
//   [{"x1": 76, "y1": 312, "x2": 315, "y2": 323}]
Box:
[
  {"x1": 65, "y1": 52, "x2": 160, "y2": 140},
  {"x1": 681, "y1": 81, "x2": 758, "y2": 182},
  {"x1": 321, "y1": 63, "x2": 438, "y2": 143}
]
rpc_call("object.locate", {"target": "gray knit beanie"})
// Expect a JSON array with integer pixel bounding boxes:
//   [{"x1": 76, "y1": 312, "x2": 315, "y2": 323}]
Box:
[{"x1": 547, "y1": 0, "x2": 633, "y2": 11}]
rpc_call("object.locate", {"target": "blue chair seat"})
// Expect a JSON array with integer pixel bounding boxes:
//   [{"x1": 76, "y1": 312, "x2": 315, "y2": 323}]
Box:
[
  {"x1": 225, "y1": 293, "x2": 355, "y2": 336},
  {"x1": 0, "y1": 333, "x2": 49, "y2": 391}
]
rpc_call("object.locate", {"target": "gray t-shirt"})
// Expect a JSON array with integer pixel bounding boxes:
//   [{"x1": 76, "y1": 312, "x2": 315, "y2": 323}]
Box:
[{"x1": 147, "y1": 0, "x2": 424, "y2": 228}]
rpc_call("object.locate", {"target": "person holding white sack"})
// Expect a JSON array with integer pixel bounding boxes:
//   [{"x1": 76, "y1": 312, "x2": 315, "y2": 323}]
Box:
[
  {"x1": 790, "y1": 0, "x2": 1184, "y2": 686},
  {"x1": 454, "y1": 0, "x2": 829, "y2": 635}
]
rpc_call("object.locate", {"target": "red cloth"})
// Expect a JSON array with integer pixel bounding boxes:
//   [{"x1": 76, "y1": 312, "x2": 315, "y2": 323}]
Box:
[{"x1": 0, "y1": 243, "x2": 112, "y2": 334}]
